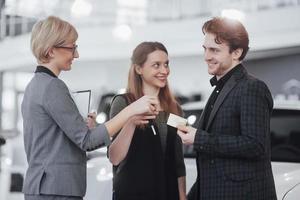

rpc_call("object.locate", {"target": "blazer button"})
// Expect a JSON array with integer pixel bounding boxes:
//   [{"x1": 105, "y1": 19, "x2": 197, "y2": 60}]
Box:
[{"x1": 210, "y1": 159, "x2": 215, "y2": 164}]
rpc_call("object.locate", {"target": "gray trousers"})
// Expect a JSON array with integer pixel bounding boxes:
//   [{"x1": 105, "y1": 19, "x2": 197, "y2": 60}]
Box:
[{"x1": 24, "y1": 194, "x2": 83, "y2": 200}]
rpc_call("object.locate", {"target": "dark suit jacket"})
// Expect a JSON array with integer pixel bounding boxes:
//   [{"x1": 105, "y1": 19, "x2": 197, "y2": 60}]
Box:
[{"x1": 188, "y1": 65, "x2": 277, "y2": 200}]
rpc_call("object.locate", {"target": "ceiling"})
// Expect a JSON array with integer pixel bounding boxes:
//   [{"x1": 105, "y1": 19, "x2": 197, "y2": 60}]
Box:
[{"x1": 3, "y1": 0, "x2": 300, "y2": 28}]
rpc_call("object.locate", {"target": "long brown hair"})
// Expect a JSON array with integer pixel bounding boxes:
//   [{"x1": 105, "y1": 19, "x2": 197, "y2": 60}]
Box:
[{"x1": 126, "y1": 41, "x2": 181, "y2": 116}]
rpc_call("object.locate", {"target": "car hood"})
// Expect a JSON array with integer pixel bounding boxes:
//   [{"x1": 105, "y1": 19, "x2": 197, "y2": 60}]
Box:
[
  {"x1": 185, "y1": 159, "x2": 300, "y2": 199},
  {"x1": 272, "y1": 162, "x2": 300, "y2": 200}
]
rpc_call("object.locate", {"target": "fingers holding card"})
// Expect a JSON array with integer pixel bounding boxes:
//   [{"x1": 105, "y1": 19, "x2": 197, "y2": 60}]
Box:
[
  {"x1": 167, "y1": 113, "x2": 187, "y2": 128},
  {"x1": 167, "y1": 113, "x2": 197, "y2": 144}
]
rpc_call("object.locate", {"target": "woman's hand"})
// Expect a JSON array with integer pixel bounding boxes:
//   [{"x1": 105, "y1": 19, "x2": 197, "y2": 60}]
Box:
[
  {"x1": 104, "y1": 95, "x2": 158, "y2": 137},
  {"x1": 86, "y1": 112, "x2": 97, "y2": 129},
  {"x1": 129, "y1": 95, "x2": 159, "y2": 115},
  {"x1": 129, "y1": 114, "x2": 157, "y2": 126}
]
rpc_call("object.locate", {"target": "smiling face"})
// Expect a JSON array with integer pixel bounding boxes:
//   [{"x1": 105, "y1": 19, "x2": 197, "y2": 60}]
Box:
[
  {"x1": 203, "y1": 32, "x2": 241, "y2": 79},
  {"x1": 50, "y1": 41, "x2": 79, "y2": 73},
  {"x1": 135, "y1": 50, "x2": 170, "y2": 91}
]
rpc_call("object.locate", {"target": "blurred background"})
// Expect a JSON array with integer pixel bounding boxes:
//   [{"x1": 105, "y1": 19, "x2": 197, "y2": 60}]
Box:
[{"x1": 0, "y1": 0, "x2": 300, "y2": 199}]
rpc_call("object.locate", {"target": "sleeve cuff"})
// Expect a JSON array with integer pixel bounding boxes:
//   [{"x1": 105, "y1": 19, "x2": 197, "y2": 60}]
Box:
[
  {"x1": 97, "y1": 124, "x2": 111, "y2": 146},
  {"x1": 193, "y1": 129, "x2": 210, "y2": 152},
  {"x1": 86, "y1": 124, "x2": 111, "y2": 151},
  {"x1": 177, "y1": 168, "x2": 186, "y2": 177}
]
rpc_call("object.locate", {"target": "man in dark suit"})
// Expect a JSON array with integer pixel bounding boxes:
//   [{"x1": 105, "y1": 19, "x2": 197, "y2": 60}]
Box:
[{"x1": 177, "y1": 17, "x2": 277, "y2": 200}]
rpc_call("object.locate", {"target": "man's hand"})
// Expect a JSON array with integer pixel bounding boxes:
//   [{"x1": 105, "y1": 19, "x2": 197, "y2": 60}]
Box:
[{"x1": 177, "y1": 125, "x2": 197, "y2": 145}]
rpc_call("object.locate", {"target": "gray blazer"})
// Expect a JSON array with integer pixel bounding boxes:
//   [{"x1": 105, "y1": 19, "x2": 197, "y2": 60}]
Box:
[{"x1": 22, "y1": 70, "x2": 110, "y2": 197}]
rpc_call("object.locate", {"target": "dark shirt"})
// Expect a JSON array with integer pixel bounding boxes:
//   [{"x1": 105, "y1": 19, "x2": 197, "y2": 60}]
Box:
[
  {"x1": 110, "y1": 95, "x2": 186, "y2": 177},
  {"x1": 110, "y1": 94, "x2": 185, "y2": 200},
  {"x1": 35, "y1": 65, "x2": 57, "y2": 78},
  {"x1": 202, "y1": 64, "x2": 242, "y2": 130}
]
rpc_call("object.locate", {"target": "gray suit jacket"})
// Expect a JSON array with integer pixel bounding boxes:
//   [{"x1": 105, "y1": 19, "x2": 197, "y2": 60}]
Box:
[{"x1": 22, "y1": 71, "x2": 110, "y2": 197}]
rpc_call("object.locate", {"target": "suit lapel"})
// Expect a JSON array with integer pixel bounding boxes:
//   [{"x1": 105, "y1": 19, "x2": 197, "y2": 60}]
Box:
[
  {"x1": 205, "y1": 65, "x2": 247, "y2": 131},
  {"x1": 197, "y1": 101, "x2": 209, "y2": 129}
]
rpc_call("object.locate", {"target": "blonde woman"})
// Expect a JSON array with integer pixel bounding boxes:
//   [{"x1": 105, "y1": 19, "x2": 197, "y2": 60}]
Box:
[
  {"x1": 109, "y1": 42, "x2": 186, "y2": 200},
  {"x1": 22, "y1": 16, "x2": 158, "y2": 200}
]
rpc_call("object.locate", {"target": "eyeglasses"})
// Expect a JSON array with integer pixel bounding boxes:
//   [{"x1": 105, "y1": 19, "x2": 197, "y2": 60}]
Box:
[{"x1": 54, "y1": 45, "x2": 78, "y2": 56}]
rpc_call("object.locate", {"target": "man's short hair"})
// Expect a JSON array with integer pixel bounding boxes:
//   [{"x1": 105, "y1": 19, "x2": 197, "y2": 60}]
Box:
[
  {"x1": 202, "y1": 17, "x2": 249, "y2": 61},
  {"x1": 31, "y1": 16, "x2": 78, "y2": 64}
]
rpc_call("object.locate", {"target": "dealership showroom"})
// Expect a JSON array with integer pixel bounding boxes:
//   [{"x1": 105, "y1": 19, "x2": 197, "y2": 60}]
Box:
[{"x1": 0, "y1": 0, "x2": 300, "y2": 199}]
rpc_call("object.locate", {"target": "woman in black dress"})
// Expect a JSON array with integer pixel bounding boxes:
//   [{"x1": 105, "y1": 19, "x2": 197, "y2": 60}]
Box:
[{"x1": 108, "y1": 42, "x2": 186, "y2": 200}]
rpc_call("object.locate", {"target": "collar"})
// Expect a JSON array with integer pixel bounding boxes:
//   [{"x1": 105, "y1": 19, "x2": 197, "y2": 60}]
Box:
[
  {"x1": 35, "y1": 66, "x2": 57, "y2": 78},
  {"x1": 210, "y1": 64, "x2": 242, "y2": 87}
]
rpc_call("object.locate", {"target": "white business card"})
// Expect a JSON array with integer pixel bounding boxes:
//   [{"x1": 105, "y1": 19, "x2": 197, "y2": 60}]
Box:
[{"x1": 167, "y1": 113, "x2": 188, "y2": 128}]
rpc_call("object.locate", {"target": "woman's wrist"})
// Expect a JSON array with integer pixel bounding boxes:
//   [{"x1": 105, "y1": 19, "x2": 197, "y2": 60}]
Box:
[{"x1": 125, "y1": 103, "x2": 136, "y2": 117}]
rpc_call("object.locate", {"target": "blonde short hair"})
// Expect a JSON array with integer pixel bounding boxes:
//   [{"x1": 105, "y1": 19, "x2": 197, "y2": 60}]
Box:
[{"x1": 31, "y1": 16, "x2": 78, "y2": 64}]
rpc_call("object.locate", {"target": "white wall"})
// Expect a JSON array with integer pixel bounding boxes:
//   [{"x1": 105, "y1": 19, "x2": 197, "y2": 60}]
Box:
[{"x1": 0, "y1": 5, "x2": 300, "y2": 98}]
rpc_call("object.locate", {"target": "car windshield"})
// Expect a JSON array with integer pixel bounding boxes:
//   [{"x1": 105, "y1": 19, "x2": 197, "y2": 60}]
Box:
[
  {"x1": 270, "y1": 109, "x2": 300, "y2": 162},
  {"x1": 182, "y1": 108, "x2": 300, "y2": 163}
]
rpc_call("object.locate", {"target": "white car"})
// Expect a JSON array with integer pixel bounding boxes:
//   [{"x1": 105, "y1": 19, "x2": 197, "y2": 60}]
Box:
[
  {"x1": 85, "y1": 100, "x2": 300, "y2": 200},
  {"x1": 0, "y1": 134, "x2": 26, "y2": 200}
]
